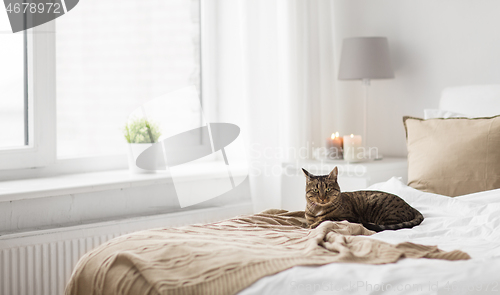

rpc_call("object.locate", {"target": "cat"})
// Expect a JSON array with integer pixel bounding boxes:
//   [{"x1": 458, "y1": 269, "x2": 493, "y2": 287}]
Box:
[{"x1": 303, "y1": 167, "x2": 424, "y2": 232}]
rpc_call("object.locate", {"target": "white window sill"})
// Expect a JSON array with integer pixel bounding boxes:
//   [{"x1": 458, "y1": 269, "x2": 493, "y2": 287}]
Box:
[{"x1": 0, "y1": 161, "x2": 249, "y2": 202}]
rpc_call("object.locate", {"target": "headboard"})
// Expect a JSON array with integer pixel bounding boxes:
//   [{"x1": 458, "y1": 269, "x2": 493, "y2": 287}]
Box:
[{"x1": 439, "y1": 84, "x2": 500, "y2": 117}]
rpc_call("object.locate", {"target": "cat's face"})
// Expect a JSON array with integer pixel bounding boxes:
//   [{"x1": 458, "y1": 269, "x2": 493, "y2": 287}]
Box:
[{"x1": 302, "y1": 167, "x2": 341, "y2": 206}]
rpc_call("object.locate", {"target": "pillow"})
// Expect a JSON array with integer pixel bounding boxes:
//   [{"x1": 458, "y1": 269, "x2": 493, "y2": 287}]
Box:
[
  {"x1": 423, "y1": 109, "x2": 468, "y2": 119},
  {"x1": 403, "y1": 115, "x2": 500, "y2": 197}
]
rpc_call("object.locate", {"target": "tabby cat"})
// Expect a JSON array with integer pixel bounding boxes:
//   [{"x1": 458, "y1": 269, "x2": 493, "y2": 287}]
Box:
[{"x1": 303, "y1": 167, "x2": 424, "y2": 232}]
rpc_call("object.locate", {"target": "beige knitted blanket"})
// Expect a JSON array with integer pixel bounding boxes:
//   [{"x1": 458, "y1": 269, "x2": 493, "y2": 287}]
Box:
[{"x1": 66, "y1": 209, "x2": 470, "y2": 295}]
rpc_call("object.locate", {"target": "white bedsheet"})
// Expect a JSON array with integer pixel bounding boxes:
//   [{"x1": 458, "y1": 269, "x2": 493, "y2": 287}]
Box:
[{"x1": 239, "y1": 178, "x2": 500, "y2": 295}]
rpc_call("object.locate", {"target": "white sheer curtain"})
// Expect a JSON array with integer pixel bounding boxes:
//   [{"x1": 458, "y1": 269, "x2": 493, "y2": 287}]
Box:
[{"x1": 218, "y1": 0, "x2": 337, "y2": 212}]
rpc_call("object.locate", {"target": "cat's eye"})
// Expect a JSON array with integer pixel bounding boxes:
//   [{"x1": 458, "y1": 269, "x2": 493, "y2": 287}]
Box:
[
  {"x1": 326, "y1": 188, "x2": 331, "y2": 192},
  {"x1": 313, "y1": 189, "x2": 319, "y2": 192}
]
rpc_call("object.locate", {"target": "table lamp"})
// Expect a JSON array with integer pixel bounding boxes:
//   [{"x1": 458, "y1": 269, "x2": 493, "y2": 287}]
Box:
[{"x1": 338, "y1": 37, "x2": 394, "y2": 158}]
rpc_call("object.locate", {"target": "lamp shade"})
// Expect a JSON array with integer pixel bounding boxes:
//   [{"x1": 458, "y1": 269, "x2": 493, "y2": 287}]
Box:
[{"x1": 338, "y1": 37, "x2": 394, "y2": 80}]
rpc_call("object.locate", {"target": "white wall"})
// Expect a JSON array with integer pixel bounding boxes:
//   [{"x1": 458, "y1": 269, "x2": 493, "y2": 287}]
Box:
[{"x1": 333, "y1": 0, "x2": 500, "y2": 156}]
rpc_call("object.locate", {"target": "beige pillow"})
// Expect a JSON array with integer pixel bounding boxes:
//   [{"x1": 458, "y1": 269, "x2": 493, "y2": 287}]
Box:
[{"x1": 403, "y1": 115, "x2": 500, "y2": 197}]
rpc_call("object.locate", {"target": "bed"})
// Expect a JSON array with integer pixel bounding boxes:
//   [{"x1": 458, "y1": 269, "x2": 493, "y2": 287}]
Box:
[
  {"x1": 241, "y1": 178, "x2": 500, "y2": 295},
  {"x1": 66, "y1": 85, "x2": 500, "y2": 295}
]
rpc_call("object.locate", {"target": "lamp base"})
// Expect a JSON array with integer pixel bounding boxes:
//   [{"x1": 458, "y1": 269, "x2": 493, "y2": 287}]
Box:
[
  {"x1": 343, "y1": 150, "x2": 383, "y2": 163},
  {"x1": 366, "y1": 148, "x2": 383, "y2": 160}
]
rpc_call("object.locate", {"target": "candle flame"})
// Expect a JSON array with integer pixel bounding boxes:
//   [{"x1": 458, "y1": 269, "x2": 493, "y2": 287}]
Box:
[
  {"x1": 331, "y1": 132, "x2": 340, "y2": 139},
  {"x1": 350, "y1": 134, "x2": 354, "y2": 138}
]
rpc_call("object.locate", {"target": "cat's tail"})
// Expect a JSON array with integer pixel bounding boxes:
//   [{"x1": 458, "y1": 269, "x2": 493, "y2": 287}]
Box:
[{"x1": 363, "y1": 210, "x2": 424, "y2": 232}]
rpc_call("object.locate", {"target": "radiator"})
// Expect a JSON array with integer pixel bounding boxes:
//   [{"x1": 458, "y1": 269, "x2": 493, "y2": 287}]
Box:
[
  {"x1": 1, "y1": 234, "x2": 121, "y2": 295},
  {"x1": 0, "y1": 203, "x2": 253, "y2": 295}
]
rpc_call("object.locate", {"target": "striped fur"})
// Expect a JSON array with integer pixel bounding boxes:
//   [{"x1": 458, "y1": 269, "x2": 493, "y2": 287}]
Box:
[{"x1": 303, "y1": 167, "x2": 424, "y2": 232}]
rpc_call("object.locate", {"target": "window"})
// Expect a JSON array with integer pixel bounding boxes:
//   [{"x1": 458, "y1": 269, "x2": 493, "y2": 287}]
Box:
[
  {"x1": 56, "y1": 0, "x2": 201, "y2": 158},
  {"x1": 0, "y1": 12, "x2": 56, "y2": 171},
  {"x1": 0, "y1": 11, "x2": 26, "y2": 148},
  {"x1": 0, "y1": 0, "x2": 215, "y2": 173}
]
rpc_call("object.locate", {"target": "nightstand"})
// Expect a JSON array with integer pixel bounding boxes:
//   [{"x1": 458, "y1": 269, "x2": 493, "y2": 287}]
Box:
[{"x1": 281, "y1": 157, "x2": 408, "y2": 211}]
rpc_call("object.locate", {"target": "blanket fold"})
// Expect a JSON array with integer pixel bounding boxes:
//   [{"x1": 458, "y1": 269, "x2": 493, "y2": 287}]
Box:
[{"x1": 66, "y1": 209, "x2": 470, "y2": 295}]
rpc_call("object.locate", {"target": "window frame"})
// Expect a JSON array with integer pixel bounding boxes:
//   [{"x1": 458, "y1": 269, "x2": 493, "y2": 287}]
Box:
[
  {"x1": 0, "y1": 21, "x2": 56, "y2": 171},
  {"x1": 0, "y1": 1, "x2": 217, "y2": 178}
]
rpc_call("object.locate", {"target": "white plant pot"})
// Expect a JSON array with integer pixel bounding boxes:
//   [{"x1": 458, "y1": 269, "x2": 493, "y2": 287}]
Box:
[{"x1": 127, "y1": 143, "x2": 157, "y2": 174}]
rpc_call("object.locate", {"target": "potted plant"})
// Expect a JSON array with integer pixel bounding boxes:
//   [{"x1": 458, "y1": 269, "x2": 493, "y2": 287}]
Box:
[{"x1": 124, "y1": 118, "x2": 161, "y2": 173}]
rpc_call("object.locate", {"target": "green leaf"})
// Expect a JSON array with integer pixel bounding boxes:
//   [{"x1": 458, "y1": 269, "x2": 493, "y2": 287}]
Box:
[{"x1": 124, "y1": 117, "x2": 162, "y2": 143}]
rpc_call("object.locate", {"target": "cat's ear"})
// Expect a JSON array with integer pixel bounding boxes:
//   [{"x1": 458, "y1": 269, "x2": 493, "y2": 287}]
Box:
[
  {"x1": 328, "y1": 167, "x2": 338, "y2": 181},
  {"x1": 302, "y1": 168, "x2": 314, "y2": 180}
]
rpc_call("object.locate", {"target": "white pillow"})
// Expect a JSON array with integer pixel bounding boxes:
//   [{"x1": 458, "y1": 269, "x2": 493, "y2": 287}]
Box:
[{"x1": 423, "y1": 109, "x2": 468, "y2": 119}]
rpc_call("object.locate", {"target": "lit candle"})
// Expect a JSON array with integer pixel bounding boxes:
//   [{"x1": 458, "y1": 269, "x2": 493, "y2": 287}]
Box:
[
  {"x1": 326, "y1": 132, "x2": 343, "y2": 159},
  {"x1": 343, "y1": 134, "x2": 363, "y2": 162}
]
